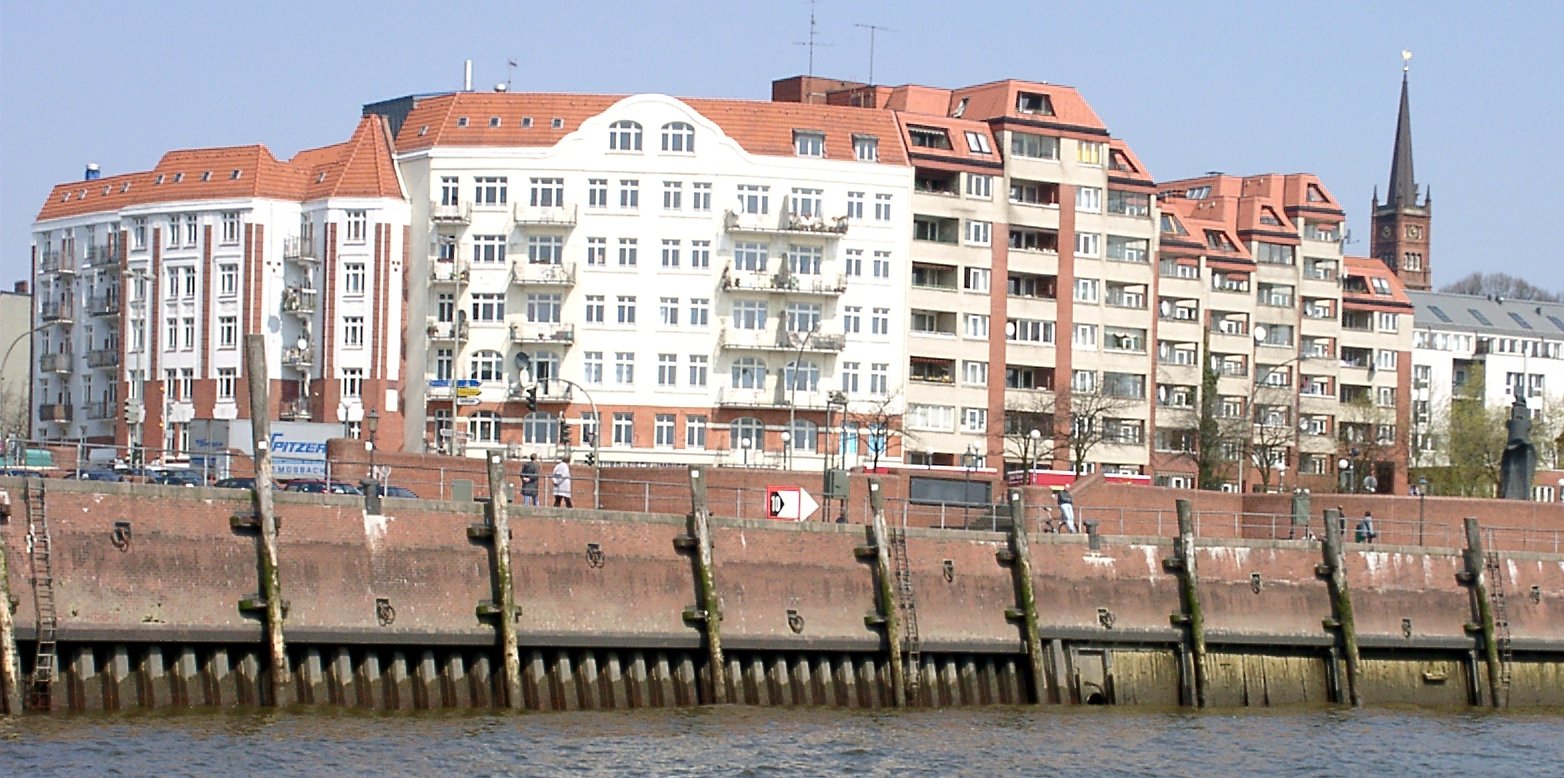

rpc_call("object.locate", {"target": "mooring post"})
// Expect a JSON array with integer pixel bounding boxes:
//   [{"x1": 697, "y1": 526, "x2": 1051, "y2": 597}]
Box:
[
  {"x1": 864, "y1": 480, "x2": 906, "y2": 707},
  {"x1": 1460, "y1": 517, "x2": 1503, "y2": 708},
  {"x1": 243, "y1": 334, "x2": 289, "y2": 707},
  {"x1": 0, "y1": 538, "x2": 20, "y2": 715},
  {"x1": 680, "y1": 466, "x2": 728, "y2": 704},
  {"x1": 1319, "y1": 507, "x2": 1362, "y2": 707},
  {"x1": 1001, "y1": 489, "x2": 1048, "y2": 704},
  {"x1": 1164, "y1": 499, "x2": 1208, "y2": 707},
  {"x1": 485, "y1": 452, "x2": 524, "y2": 710}
]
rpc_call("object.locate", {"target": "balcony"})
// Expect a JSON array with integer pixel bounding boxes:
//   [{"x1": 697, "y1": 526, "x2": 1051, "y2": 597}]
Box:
[
  {"x1": 38, "y1": 403, "x2": 73, "y2": 423},
  {"x1": 88, "y1": 348, "x2": 119, "y2": 369},
  {"x1": 282, "y1": 346, "x2": 314, "y2": 370},
  {"x1": 282, "y1": 286, "x2": 317, "y2": 316},
  {"x1": 283, "y1": 236, "x2": 318, "y2": 263},
  {"x1": 507, "y1": 381, "x2": 573, "y2": 403},
  {"x1": 39, "y1": 248, "x2": 76, "y2": 275},
  {"x1": 431, "y1": 202, "x2": 472, "y2": 224},
  {"x1": 40, "y1": 300, "x2": 74, "y2": 324},
  {"x1": 718, "y1": 382, "x2": 836, "y2": 410},
  {"x1": 426, "y1": 320, "x2": 468, "y2": 341},
  {"x1": 514, "y1": 202, "x2": 577, "y2": 226},
  {"x1": 723, "y1": 209, "x2": 849, "y2": 237},
  {"x1": 40, "y1": 352, "x2": 74, "y2": 373},
  {"x1": 511, "y1": 262, "x2": 576, "y2": 287},
  {"x1": 721, "y1": 265, "x2": 847, "y2": 296},
  {"x1": 509, "y1": 322, "x2": 576, "y2": 345},
  {"x1": 718, "y1": 325, "x2": 845, "y2": 353},
  {"x1": 429, "y1": 260, "x2": 469, "y2": 284},
  {"x1": 86, "y1": 244, "x2": 123, "y2": 268},
  {"x1": 87, "y1": 294, "x2": 121, "y2": 317},
  {"x1": 280, "y1": 398, "x2": 312, "y2": 421},
  {"x1": 86, "y1": 401, "x2": 116, "y2": 421}
]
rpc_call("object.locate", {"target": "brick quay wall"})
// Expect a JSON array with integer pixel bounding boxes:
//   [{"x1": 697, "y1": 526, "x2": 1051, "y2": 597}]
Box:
[{"x1": 1, "y1": 475, "x2": 1561, "y2": 714}]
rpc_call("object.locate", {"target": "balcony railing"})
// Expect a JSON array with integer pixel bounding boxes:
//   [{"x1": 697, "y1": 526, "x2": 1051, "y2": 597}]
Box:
[
  {"x1": 40, "y1": 300, "x2": 74, "y2": 323},
  {"x1": 86, "y1": 401, "x2": 116, "y2": 420},
  {"x1": 87, "y1": 348, "x2": 119, "y2": 369},
  {"x1": 430, "y1": 260, "x2": 469, "y2": 284},
  {"x1": 509, "y1": 322, "x2": 576, "y2": 345},
  {"x1": 507, "y1": 381, "x2": 574, "y2": 403},
  {"x1": 721, "y1": 265, "x2": 847, "y2": 296},
  {"x1": 723, "y1": 209, "x2": 849, "y2": 236},
  {"x1": 718, "y1": 325, "x2": 846, "y2": 353},
  {"x1": 510, "y1": 262, "x2": 576, "y2": 287},
  {"x1": 282, "y1": 346, "x2": 314, "y2": 369},
  {"x1": 280, "y1": 398, "x2": 312, "y2": 421},
  {"x1": 431, "y1": 202, "x2": 472, "y2": 224},
  {"x1": 717, "y1": 382, "x2": 836, "y2": 409},
  {"x1": 282, "y1": 286, "x2": 317, "y2": 315},
  {"x1": 86, "y1": 244, "x2": 123, "y2": 268},
  {"x1": 40, "y1": 352, "x2": 74, "y2": 373},
  {"x1": 38, "y1": 403, "x2": 73, "y2": 423},
  {"x1": 87, "y1": 295, "x2": 121, "y2": 317},
  {"x1": 283, "y1": 236, "x2": 317, "y2": 262},
  {"x1": 426, "y1": 320, "x2": 468, "y2": 341},
  {"x1": 513, "y1": 202, "x2": 578, "y2": 226},
  {"x1": 39, "y1": 248, "x2": 76, "y2": 275}
]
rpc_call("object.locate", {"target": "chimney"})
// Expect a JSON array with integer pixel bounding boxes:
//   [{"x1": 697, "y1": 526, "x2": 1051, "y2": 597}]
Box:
[
  {"x1": 84, "y1": 163, "x2": 101, "y2": 181},
  {"x1": 13, "y1": 280, "x2": 29, "y2": 295},
  {"x1": 464, "y1": 60, "x2": 472, "y2": 92}
]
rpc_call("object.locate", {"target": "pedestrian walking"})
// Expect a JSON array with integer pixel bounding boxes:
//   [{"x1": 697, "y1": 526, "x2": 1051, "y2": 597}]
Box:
[
  {"x1": 1356, "y1": 510, "x2": 1377, "y2": 544},
  {"x1": 551, "y1": 458, "x2": 573, "y2": 508},
  {"x1": 519, "y1": 454, "x2": 540, "y2": 506},
  {"x1": 1056, "y1": 487, "x2": 1076, "y2": 533}
]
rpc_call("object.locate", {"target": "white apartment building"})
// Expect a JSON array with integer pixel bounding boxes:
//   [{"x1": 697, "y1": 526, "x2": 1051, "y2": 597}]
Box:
[
  {"x1": 29, "y1": 117, "x2": 410, "y2": 460},
  {"x1": 384, "y1": 91, "x2": 913, "y2": 466}
]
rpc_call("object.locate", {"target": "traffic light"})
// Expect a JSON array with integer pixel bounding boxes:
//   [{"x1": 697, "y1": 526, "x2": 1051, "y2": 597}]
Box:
[
  {"x1": 559, "y1": 418, "x2": 571, "y2": 446},
  {"x1": 525, "y1": 385, "x2": 538, "y2": 411},
  {"x1": 584, "y1": 451, "x2": 596, "y2": 466}
]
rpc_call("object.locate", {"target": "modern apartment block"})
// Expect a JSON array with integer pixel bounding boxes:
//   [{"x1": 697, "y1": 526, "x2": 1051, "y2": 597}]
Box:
[
  {"x1": 28, "y1": 116, "x2": 409, "y2": 461},
  {"x1": 379, "y1": 91, "x2": 912, "y2": 467}
]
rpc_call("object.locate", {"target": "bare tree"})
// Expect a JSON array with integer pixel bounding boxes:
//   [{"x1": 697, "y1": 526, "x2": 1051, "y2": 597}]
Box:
[
  {"x1": 1440, "y1": 272, "x2": 1560, "y2": 302},
  {"x1": 1004, "y1": 384, "x2": 1136, "y2": 475},
  {"x1": 1336, "y1": 393, "x2": 1399, "y2": 493},
  {"x1": 0, "y1": 382, "x2": 27, "y2": 442},
  {"x1": 850, "y1": 389, "x2": 908, "y2": 471},
  {"x1": 1245, "y1": 385, "x2": 1296, "y2": 493}
]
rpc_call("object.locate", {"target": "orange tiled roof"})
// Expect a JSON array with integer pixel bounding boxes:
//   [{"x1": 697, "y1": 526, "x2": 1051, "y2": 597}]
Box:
[
  {"x1": 1343, "y1": 255, "x2": 1413, "y2": 310},
  {"x1": 393, "y1": 92, "x2": 910, "y2": 166},
  {"x1": 36, "y1": 116, "x2": 400, "y2": 222},
  {"x1": 947, "y1": 79, "x2": 1108, "y2": 134},
  {"x1": 1107, "y1": 139, "x2": 1155, "y2": 189},
  {"x1": 895, "y1": 115, "x2": 1002, "y2": 170}
]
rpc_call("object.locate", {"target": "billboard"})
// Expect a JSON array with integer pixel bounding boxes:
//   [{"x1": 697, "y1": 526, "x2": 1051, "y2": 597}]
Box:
[{"x1": 192, "y1": 419, "x2": 339, "y2": 478}]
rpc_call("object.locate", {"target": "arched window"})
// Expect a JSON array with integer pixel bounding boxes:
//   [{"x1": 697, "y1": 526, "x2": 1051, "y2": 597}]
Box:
[
  {"x1": 784, "y1": 359, "x2": 820, "y2": 392},
  {"x1": 522, "y1": 411, "x2": 558, "y2": 444},
  {"x1": 467, "y1": 411, "x2": 500, "y2": 443},
  {"x1": 660, "y1": 121, "x2": 694, "y2": 153},
  {"x1": 731, "y1": 357, "x2": 768, "y2": 389},
  {"x1": 788, "y1": 419, "x2": 818, "y2": 453},
  {"x1": 469, "y1": 349, "x2": 504, "y2": 382},
  {"x1": 731, "y1": 417, "x2": 764, "y2": 450},
  {"x1": 609, "y1": 120, "x2": 643, "y2": 151}
]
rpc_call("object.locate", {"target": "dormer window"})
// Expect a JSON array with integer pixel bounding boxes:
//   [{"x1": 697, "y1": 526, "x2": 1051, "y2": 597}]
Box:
[
  {"x1": 456, "y1": 116, "x2": 469, "y2": 127},
  {"x1": 853, "y1": 135, "x2": 878, "y2": 162},
  {"x1": 951, "y1": 97, "x2": 968, "y2": 118},
  {"x1": 154, "y1": 175, "x2": 165, "y2": 185},
  {"x1": 608, "y1": 120, "x2": 643, "y2": 151},
  {"x1": 1307, "y1": 184, "x2": 1327, "y2": 202},
  {"x1": 173, "y1": 173, "x2": 184, "y2": 183},
  {"x1": 120, "y1": 182, "x2": 131, "y2": 193},
  {"x1": 1160, "y1": 214, "x2": 1188, "y2": 236},
  {"x1": 1204, "y1": 229, "x2": 1236, "y2": 252},
  {"x1": 417, "y1": 125, "x2": 429, "y2": 136},
  {"x1": 661, "y1": 122, "x2": 695, "y2": 153},
  {"x1": 201, "y1": 171, "x2": 212, "y2": 182},
  {"x1": 906, "y1": 126, "x2": 951, "y2": 150},
  {"x1": 489, "y1": 116, "x2": 501, "y2": 127},
  {"x1": 521, "y1": 117, "x2": 533, "y2": 128},
  {"x1": 1017, "y1": 91, "x2": 1054, "y2": 115},
  {"x1": 964, "y1": 131, "x2": 991, "y2": 154},
  {"x1": 230, "y1": 169, "x2": 242, "y2": 180},
  {"x1": 1259, "y1": 207, "x2": 1282, "y2": 225},
  {"x1": 1184, "y1": 185, "x2": 1211, "y2": 199},
  {"x1": 793, "y1": 130, "x2": 825, "y2": 157},
  {"x1": 551, "y1": 117, "x2": 564, "y2": 129}
]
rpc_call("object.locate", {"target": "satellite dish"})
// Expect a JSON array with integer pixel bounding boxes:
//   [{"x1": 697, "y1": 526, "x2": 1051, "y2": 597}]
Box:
[
  {"x1": 1252, "y1": 324, "x2": 1268, "y2": 343},
  {"x1": 1159, "y1": 300, "x2": 1172, "y2": 317},
  {"x1": 1363, "y1": 475, "x2": 1379, "y2": 492},
  {"x1": 514, "y1": 351, "x2": 530, "y2": 370}
]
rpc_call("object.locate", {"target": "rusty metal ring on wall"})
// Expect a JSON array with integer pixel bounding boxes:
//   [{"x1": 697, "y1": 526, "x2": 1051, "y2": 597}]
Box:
[
  {"x1": 110, "y1": 521, "x2": 132, "y2": 552},
  {"x1": 786, "y1": 608, "x2": 805, "y2": 634},
  {"x1": 376, "y1": 597, "x2": 397, "y2": 627},
  {"x1": 586, "y1": 543, "x2": 606, "y2": 568}
]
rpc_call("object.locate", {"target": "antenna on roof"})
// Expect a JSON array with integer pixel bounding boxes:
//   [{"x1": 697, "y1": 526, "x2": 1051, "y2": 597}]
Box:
[
  {"x1": 793, "y1": 0, "x2": 832, "y2": 78},
  {"x1": 1401, "y1": 48, "x2": 1412, "y2": 73},
  {"x1": 506, "y1": 57, "x2": 517, "y2": 91},
  {"x1": 853, "y1": 23, "x2": 896, "y2": 84}
]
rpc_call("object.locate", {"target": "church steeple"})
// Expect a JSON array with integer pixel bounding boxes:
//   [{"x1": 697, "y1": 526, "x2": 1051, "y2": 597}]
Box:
[{"x1": 1371, "y1": 51, "x2": 1432, "y2": 291}]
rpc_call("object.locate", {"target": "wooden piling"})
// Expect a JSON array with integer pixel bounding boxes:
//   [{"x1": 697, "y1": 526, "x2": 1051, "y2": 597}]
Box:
[
  {"x1": 1166, "y1": 499, "x2": 1209, "y2": 707},
  {"x1": 1319, "y1": 507, "x2": 1363, "y2": 706},
  {"x1": 0, "y1": 537, "x2": 20, "y2": 715},
  {"x1": 243, "y1": 334, "x2": 289, "y2": 707},
  {"x1": 682, "y1": 466, "x2": 728, "y2": 704},
  {"x1": 1002, "y1": 489, "x2": 1049, "y2": 704},
  {"x1": 1461, "y1": 518, "x2": 1504, "y2": 708},
  {"x1": 863, "y1": 480, "x2": 906, "y2": 707},
  {"x1": 484, "y1": 452, "x2": 524, "y2": 710}
]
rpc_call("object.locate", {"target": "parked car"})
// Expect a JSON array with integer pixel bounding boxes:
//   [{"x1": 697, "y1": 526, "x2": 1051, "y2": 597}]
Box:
[
  {"x1": 68, "y1": 469, "x2": 123, "y2": 482},
  {"x1": 150, "y1": 470, "x2": 205, "y2": 487},
  {"x1": 214, "y1": 477, "x2": 256, "y2": 490},
  {"x1": 281, "y1": 479, "x2": 363, "y2": 495},
  {"x1": 382, "y1": 485, "x2": 417, "y2": 499}
]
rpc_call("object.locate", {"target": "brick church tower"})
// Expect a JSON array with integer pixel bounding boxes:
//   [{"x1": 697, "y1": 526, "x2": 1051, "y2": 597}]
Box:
[{"x1": 1371, "y1": 56, "x2": 1432, "y2": 290}]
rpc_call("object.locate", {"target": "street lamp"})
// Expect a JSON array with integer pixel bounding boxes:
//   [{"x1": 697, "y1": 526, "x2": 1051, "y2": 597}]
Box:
[
  {"x1": 366, "y1": 408, "x2": 380, "y2": 485},
  {"x1": 779, "y1": 430, "x2": 792, "y2": 469},
  {"x1": 962, "y1": 444, "x2": 978, "y2": 529},
  {"x1": 1416, "y1": 475, "x2": 1429, "y2": 546},
  {"x1": 1337, "y1": 456, "x2": 1351, "y2": 493},
  {"x1": 740, "y1": 436, "x2": 752, "y2": 468},
  {"x1": 1028, "y1": 428, "x2": 1042, "y2": 483}
]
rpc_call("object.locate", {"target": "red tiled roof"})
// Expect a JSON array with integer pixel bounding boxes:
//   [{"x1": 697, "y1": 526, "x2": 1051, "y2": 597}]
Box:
[
  {"x1": 1343, "y1": 255, "x2": 1413, "y2": 310},
  {"x1": 304, "y1": 115, "x2": 404, "y2": 200},
  {"x1": 392, "y1": 92, "x2": 910, "y2": 166},
  {"x1": 895, "y1": 115, "x2": 1002, "y2": 170},
  {"x1": 947, "y1": 79, "x2": 1108, "y2": 134}
]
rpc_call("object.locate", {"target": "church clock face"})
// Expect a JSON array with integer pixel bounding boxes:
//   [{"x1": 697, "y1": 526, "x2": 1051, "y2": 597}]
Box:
[
  {"x1": 1405, "y1": 224, "x2": 1423, "y2": 240},
  {"x1": 1380, "y1": 224, "x2": 1393, "y2": 239}
]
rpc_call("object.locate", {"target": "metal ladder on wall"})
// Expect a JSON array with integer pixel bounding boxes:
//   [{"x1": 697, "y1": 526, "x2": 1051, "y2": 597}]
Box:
[
  {"x1": 1484, "y1": 546, "x2": 1514, "y2": 694},
  {"x1": 888, "y1": 528, "x2": 921, "y2": 702},
  {"x1": 24, "y1": 480, "x2": 58, "y2": 711}
]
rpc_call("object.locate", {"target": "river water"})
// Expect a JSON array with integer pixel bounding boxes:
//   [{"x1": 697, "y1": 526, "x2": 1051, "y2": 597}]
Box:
[{"x1": 2, "y1": 706, "x2": 1561, "y2": 776}]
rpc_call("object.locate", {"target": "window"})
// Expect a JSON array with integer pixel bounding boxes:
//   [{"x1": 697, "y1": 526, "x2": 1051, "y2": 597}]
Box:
[
  {"x1": 218, "y1": 316, "x2": 237, "y2": 348},
  {"x1": 344, "y1": 316, "x2": 364, "y2": 348},
  {"x1": 790, "y1": 188, "x2": 823, "y2": 219},
  {"x1": 609, "y1": 120, "x2": 643, "y2": 151},
  {"x1": 869, "y1": 363, "x2": 889, "y2": 395},
  {"x1": 785, "y1": 302, "x2": 823, "y2": 333},
  {"x1": 583, "y1": 352, "x2": 603, "y2": 384},
  {"x1": 873, "y1": 194, "x2": 893, "y2": 221},
  {"x1": 793, "y1": 130, "x2": 825, "y2": 157},
  {"x1": 588, "y1": 179, "x2": 608, "y2": 208},
  {"x1": 585, "y1": 294, "x2": 605, "y2": 323},
  {"x1": 219, "y1": 264, "x2": 237, "y2": 296},
  {"x1": 734, "y1": 242, "x2": 768, "y2": 272},
  {"x1": 659, "y1": 297, "x2": 679, "y2": 326},
  {"x1": 844, "y1": 306, "x2": 862, "y2": 334},
  {"x1": 617, "y1": 295, "x2": 638, "y2": 324},
  {"x1": 906, "y1": 404, "x2": 955, "y2": 432},
  {"x1": 470, "y1": 350, "x2": 504, "y2": 381},
  {"x1": 341, "y1": 368, "x2": 364, "y2": 398},
  {"x1": 690, "y1": 240, "x2": 711, "y2": 268},
  {"x1": 964, "y1": 267, "x2": 991, "y2": 293},
  {"x1": 853, "y1": 135, "x2": 878, "y2": 161},
  {"x1": 661, "y1": 121, "x2": 694, "y2": 152},
  {"x1": 619, "y1": 179, "x2": 640, "y2": 209},
  {"x1": 738, "y1": 184, "x2": 769, "y2": 215},
  {"x1": 965, "y1": 174, "x2": 993, "y2": 199},
  {"x1": 872, "y1": 251, "x2": 891, "y2": 278},
  {"x1": 586, "y1": 236, "x2": 606, "y2": 266},
  {"x1": 1076, "y1": 187, "x2": 1102, "y2": 213},
  {"x1": 733, "y1": 300, "x2": 768, "y2": 330},
  {"x1": 132, "y1": 217, "x2": 147, "y2": 250},
  {"x1": 1010, "y1": 132, "x2": 1059, "y2": 160},
  {"x1": 1017, "y1": 91, "x2": 1054, "y2": 115},
  {"x1": 1074, "y1": 278, "x2": 1099, "y2": 303},
  {"x1": 787, "y1": 244, "x2": 822, "y2": 275},
  {"x1": 182, "y1": 267, "x2": 197, "y2": 298},
  {"x1": 526, "y1": 293, "x2": 562, "y2": 323},
  {"x1": 731, "y1": 357, "x2": 767, "y2": 389},
  {"x1": 474, "y1": 176, "x2": 508, "y2": 206},
  {"x1": 1073, "y1": 324, "x2": 1097, "y2": 349},
  {"x1": 344, "y1": 262, "x2": 366, "y2": 295},
  {"x1": 964, "y1": 314, "x2": 989, "y2": 339},
  {"x1": 1377, "y1": 312, "x2": 1399, "y2": 332},
  {"x1": 184, "y1": 214, "x2": 198, "y2": 246},
  {"x1": 692, "y1": 182, "x2": 712, "y2": 211},
  {"x1": 439, "y1": 176, "x2": 460, "y2": 206},
  {"x1": 784, "y1": 359, "x2": 821, "y2": 391},
  {"x1": 688, "y1": 355, "x2": 708, "y2": 386},
  {"x1": 871, "y1": 307, "x2": 890, "y2": 336},
  {"x1": 1254, "y1": 242, "x2": 1295, "y2": 265},
  {"x1": 220, "y1": 212, "x2": 240, "y2": 244},
  {"x1": 470, "y1": 293, "x2": 505, "y2": 321},
  {"x1": 847, "y1": 191, "x2": 864, "y2": 219},
  {"x1": 522, "y1": 412, "x2": 558, "y2": 445},
  {"x1": 662, "y1": 181, "x2": 683, "y2": 211},
  {"x1": 527, "y1": 235, "x2": 563, "y2": 265},
  {"x1": 1008, "y1": 319, "x2": 1053, "y2": 344},
  {"x1": 617, "y1": 238, "x2": 638, "y2": 266},
  {"x1": 841, "y1": 362, "x2": 860, "y2": 393},
  {"x1": 907, "y1": 126, "x2": 951, "y2": 149},
  {"x1": 436, "y1": 293, "x2": 455, "y2": 323},
  {"x1": 1076, "y1": 232, "x2": 1100, "y2": 257},
  {"x1": 686, "y1": 415, "x2": 707, "y2": 448},
  {"x1": 1107, "y1": 190, "x2": 1151, "y2": 217},
  {"x1": 844, "y1": 249, "x2": 863, "y2": 277},
  {"x1": 473, "y1": 235, "x2": 506, "y2": 264},
  {"x1": 965, "y1": 220, "x2": 992, "y2": 246},
  {"x1": 651, "y1": 414, "x2": 676, "y2": 448},
  {"x1": 529, "y1": 177, "x2": 564, "y2": 207},
  {"x1": 1106, "y1": 236, "x2": 1149, "y2": 262},
  {"x1": 217, "y1": 368, "x2": 236, "y2": 400},
  {"x1": 658, "y1": 353, "x2": 677, "y2": 386},
  {"x1": 660, "y1": 239, "x2": 681, "y2": 268},
  {"x1": 1076, "y1": 141, "x2": 1105, "y2": 166},
  {"x1": 964, "y1": 131, "x2": 992, "y2": 154},
  {"x1": 181, "y1": 317, "x2": 195, "y2": 350},
  {"x1": 345, "y1": 210, "x2": 368, "y2": 242},
  {"x1": 614, "y1": 352, "x2": 636, "y2": 385},
  {"x1": 688, "y1": 298, "x2": 710, "y2": 326},
  {"x1": 467, "y1": 412, "x2": 499, "y2": 444}
]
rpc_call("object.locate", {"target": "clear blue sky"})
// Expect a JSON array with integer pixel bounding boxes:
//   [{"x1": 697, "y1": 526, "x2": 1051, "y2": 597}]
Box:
[{"x1": 3, "y1": 1, "x2": 1560, "y2": 292}]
